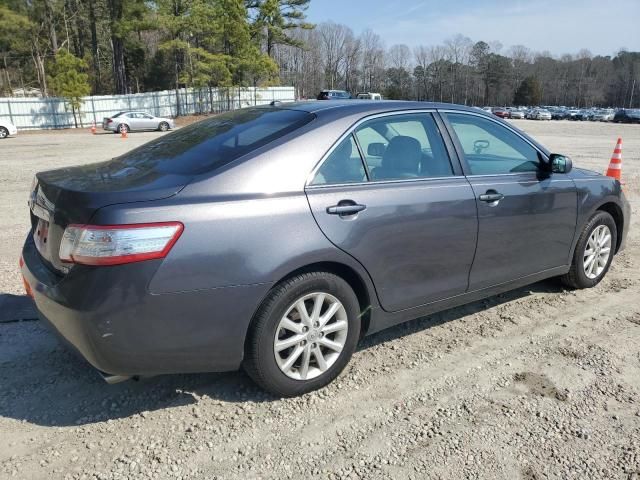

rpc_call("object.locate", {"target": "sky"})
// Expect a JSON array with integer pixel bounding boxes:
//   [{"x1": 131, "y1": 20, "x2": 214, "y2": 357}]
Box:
[{"x1": 305, "y1": 0, "x2": 640, "y2": 57}]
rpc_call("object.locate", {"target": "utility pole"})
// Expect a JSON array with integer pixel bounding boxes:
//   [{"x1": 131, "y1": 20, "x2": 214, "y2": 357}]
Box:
[{"x1": 629, "y1": 78, "x2": 636, "y2": 108}]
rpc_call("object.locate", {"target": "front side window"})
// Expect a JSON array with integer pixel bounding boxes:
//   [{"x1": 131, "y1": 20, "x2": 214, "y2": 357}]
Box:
[
  {"x1": 445, "y1": 113, "x2": 540, "y2": 175},
  {"x1": 354, "y1": 113, "x2": 453, "y2": 180}
]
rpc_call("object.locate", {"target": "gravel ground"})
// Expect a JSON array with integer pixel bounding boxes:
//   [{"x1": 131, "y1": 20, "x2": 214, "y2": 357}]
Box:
[{"x1": 0, "y1": 120, "x2": 639, "y2": 480}]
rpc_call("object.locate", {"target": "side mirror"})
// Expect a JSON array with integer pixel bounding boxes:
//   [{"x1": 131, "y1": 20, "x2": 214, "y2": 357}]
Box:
[
  {"x1": 367, "y1": 142, "x2": 386, "y2": 157},
  {"x1": 549, "y1": 153, "x2": 572, "y2": 174}
]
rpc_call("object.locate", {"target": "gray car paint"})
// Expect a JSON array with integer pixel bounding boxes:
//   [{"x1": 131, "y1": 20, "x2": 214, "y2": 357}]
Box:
[{"x1": 21, "y1": 101, "x2": 631, "y2": 378}]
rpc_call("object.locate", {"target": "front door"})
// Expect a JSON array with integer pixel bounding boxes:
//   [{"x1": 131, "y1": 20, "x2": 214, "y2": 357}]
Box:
[
  {"x1": 305, "y1": 112, "x2": 478, "y2": 312},
  {"x1": 443, "y1": 111, "x2": 577, "y2": 290}
]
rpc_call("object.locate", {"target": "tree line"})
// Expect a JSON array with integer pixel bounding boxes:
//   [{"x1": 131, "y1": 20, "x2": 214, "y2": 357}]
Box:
[
  {"x1": 275, "y1": 26, "x2": 639, "y2": 108},
  {"x1": 0, "y1": 2, "x2": 638, "y2": 110}
]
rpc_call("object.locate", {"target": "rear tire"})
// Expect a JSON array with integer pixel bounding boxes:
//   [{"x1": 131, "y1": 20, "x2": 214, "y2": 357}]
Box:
[
  {"x1": 118, "y1": 123, "x2": 129, "y2": 134},
  {"x1": 560, "y1": 211, "x2": 617, "y2": 289},
  {"x1": 244, "y1": 272, "x2": 361, "y2": 397}
]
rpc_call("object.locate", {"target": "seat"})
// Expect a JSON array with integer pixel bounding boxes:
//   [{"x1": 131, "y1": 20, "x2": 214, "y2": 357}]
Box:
[
  {"x1": 315, "y1": 137, "x2": 365, "y2": 184},
  {"x1": 371, "y1": 136, "x2": 422, "y2": 180}
]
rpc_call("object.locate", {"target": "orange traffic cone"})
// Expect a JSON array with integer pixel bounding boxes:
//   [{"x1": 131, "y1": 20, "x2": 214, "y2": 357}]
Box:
[
  {"x1": 605, "y1": 137, "x2": 622, "y2": 181},
  {"x1": 121, "y1": 128, "x2": 127, "y2": 139},
  {"x1": 90, "y1": 121, "x2": 96, "y2": 135}
]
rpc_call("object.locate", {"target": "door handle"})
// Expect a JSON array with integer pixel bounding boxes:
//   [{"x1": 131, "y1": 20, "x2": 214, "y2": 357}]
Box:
[
  {"x1": 479, "y1": 191, "x2": 504, "y2": 203},
  {"x1": 326, "y1": 202, "x2": 366, "y2": 216}
]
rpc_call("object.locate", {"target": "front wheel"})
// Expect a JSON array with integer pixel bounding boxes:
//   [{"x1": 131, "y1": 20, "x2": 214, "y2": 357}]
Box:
[
  {"x1": 0, "y1": 127, "x2": 8, "y2": 139},
  {"x1": 560, "y1": 211, "x2": 617, "y2": 289},
  {"x1": 158, "y1": 121, "x2": 169, "y2": 132},
  {"x1": 244, "y1": 272, "x2": 361, "y2": 397}
]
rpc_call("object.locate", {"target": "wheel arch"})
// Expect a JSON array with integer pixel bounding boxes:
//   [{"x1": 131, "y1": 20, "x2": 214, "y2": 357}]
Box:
[
  {"x1": 244, "y1": 261, "x2": 374, "y2": 357},
  {"x1": 597, "y1": 201, "x2": 624, "y2": 253}
]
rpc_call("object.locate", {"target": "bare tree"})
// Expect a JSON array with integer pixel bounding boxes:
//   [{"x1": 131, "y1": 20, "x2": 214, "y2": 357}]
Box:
[{"x1": 317, "y1": 22, "x2": 351, "y2": 89}]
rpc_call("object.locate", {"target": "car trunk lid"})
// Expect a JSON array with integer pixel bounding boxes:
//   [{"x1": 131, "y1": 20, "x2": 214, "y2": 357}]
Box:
[{"x1": 30, "y1": 160, "x2": 190, "y2": 273}]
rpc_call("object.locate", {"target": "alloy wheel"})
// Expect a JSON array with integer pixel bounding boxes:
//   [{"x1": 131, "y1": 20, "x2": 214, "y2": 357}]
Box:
[
  {"x1": 273, "y1": 292, "x2": 348, "y2": 381},
  {"x1": 583, "y1": 224, "x2": 612, "y2": 279}
]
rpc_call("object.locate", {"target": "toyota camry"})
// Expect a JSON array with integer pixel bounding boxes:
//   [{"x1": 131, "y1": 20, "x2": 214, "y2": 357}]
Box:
[{"x1": 21, "y1": 101, "x2": 630, "y2": 397}]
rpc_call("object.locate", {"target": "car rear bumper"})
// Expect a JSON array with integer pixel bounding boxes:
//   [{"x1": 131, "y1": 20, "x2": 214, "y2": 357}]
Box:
[{"x1": 20, "y1": 235, "x2": 269, "y2": 378}]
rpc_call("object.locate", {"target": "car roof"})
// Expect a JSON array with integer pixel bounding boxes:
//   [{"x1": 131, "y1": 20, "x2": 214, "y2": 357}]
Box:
[{"x1": 281, "y1": 100, "x2": 489, "y2": 118}]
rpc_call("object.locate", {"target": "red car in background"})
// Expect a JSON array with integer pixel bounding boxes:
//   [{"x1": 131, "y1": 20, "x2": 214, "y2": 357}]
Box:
[{"x1": 491, "y1": 107, "x2": 509, "y2": 118}]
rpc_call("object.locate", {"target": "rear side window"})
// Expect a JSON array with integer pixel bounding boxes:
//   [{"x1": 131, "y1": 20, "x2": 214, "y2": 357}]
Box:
[
  {"x1": 311, "y1": 113, "x2": 453, "y2": 185},
  {"x1": 311, "y1": 135, "x2": 366, "y2": 185},
  {"x1": 107, "y1": 108, "x2": 314, "y2": 175},
  {"x1": 355, "y1": 113, "x2": 453, "y2": 180}
]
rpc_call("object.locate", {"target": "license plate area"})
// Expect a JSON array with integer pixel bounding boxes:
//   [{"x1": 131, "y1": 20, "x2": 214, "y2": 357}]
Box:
[{"x1": 33, "y1": 217, "x2": 50, "y2": 258}]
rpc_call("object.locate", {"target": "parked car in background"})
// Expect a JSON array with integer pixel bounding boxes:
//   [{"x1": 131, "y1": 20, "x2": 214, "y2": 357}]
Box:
[
  {"x1": 613, "y1": 108, "x2": 640, "y2": 123},
  {"x1": 492, "y1": 107, "x2": 509, "y2": 118},
  {"x1": 566, "y1": 109, "x2": 582, "y2": 120},
  {"x1": 592, "y1": 109, "x2": 615, "y2": 122},
  {"x1": 355, "y1": 92, "x2": 382, "y2": 100},
  {"x1": 0, "y1": 118, "x2": 18, "y2": 139},
  {"x1": 531, "y1": 108, "x2": 552, "y2": 120},
  {"x1": 317, "y1": 90, "x2": 352, "y2": 100},
  {"x1": 574, "y1": 110, "x2": 592, "y2": 121},
  {"x1": 551, "y1": 109, "x2": 569, "y2": 120},
  {"x1": 481, "y1": 106, "x2": 493, "y2": 113},
  {"x1": 509, "y1": 110, "x2": 525, "y2": 119},
  {"x1": 103, "y1": 111, "x2": 175, "y2": 134},
  {"x1": 21, "y1": 101, "x2": 630, "y2": 397}
]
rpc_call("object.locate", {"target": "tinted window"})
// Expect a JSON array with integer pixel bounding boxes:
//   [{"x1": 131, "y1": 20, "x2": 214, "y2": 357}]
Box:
[
  {"x1": 103, "y1": 107, "x2": 314, "y2": 175},
  {"x1": 354, "y1": 113, "x2": 453, "y2": 180},
  {"x1": 311, "y1": 135, "x2": 366, "y2": 185},
  {"x1": 446, "y1": 113, "x2": 539, "y2": 175}
]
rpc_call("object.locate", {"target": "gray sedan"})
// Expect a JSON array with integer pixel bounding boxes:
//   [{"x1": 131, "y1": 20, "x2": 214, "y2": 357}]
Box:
[
  {"x1": 22, "y1": 101, "x2": 630, "y2": 397},
  {"x1": 103, "y1": 111, "x2": 174, "y2": 133}
]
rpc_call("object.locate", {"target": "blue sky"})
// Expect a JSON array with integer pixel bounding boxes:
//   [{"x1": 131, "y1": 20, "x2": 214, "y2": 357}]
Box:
[{"x1": 305, "y1": 0, "x2": 640, "y2": 56}]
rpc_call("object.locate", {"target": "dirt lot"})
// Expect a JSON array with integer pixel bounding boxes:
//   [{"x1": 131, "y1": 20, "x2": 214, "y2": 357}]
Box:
[{"x1": 0, "y1": 120, "x2": 639, "y2": 480}]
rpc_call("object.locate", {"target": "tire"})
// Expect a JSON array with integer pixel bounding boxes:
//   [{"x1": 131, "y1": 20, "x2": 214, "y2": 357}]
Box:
[
  {"x1": 118, "y1": 123, "x2": 129, "y2": 134},
  {"x1": 560, "y1": 211, "x2": 617, "y2": 289},
  {"x1": 158, "y1": 121, "x2": 169, "y2": 132},
  {"x1": 244, "y1": 271, "x2": 361, "y2": 397},
  {"x1": 0, "y1": 127, "x2": 8, "y2": 139}
]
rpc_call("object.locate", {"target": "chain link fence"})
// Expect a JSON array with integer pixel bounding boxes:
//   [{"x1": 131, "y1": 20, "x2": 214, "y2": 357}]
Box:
[{"x1": 0, "y1": 86, "x2": 296, "y2": 130}]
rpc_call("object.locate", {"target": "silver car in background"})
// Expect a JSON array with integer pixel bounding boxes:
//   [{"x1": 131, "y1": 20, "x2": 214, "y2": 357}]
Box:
[
  {"x1": 531, "y1": 108, "x2": 552, "y2": 120},
  {"x1": 103, "y1": 111, "x2": 175, "y2": 134}
]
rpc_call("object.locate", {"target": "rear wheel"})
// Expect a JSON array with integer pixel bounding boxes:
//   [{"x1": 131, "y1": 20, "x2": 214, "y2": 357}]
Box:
[
  {"x1": 158, "y1": 121, "x2": 169, "y2": 132},
  {"x1": 117, "y1": 123, "x2": 129, "y2": 134},
  {"x1": 560, "y1": 211, "x2": 617, "y2": 289},
  {"x1": 0, "y1": 127, "x2": 8, "y2": 139},
  {"x1": 244, "y1": 272, "x2": 361, "y2": 397}
]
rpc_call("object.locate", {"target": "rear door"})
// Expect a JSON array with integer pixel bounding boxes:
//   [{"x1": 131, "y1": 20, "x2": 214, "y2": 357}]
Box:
[
  {"x1": 127, "y1": 113, "x2": 142, "y2": 130},
  {"x1": 305, "y1": 111, "x2": 478, "y2": 312},
  {"x1": 442, "y1": 111, "x2": 577, "y2": 290}
]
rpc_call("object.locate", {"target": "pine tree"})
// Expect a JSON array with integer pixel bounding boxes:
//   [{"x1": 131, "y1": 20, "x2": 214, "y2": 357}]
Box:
[
  {"x1": 514, "y1": 76, "x2": 542, "y2": 106},
  {"x1": 48, "y1": 50, "x2": 91, "y2": 127},
  {"x1": 250, "y1": 0, "x2": 313, "y2": 57}
]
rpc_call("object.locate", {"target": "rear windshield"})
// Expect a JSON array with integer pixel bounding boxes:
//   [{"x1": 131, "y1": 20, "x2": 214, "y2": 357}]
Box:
[{"x1": 104, "y1": 107, "x2": 314, "y2": 175}]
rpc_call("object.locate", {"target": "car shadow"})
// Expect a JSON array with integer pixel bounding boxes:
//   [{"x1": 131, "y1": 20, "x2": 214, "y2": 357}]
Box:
[{"x1": 0, "y1": 280, "x2": 564, "y2": 427}]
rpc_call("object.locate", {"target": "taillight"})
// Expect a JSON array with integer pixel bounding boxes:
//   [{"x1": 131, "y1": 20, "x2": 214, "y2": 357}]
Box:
[
  {"x1": 59, "y1": 222, "x2": 183, "y2": 266},
  {"x1": 106, "y1": 118, "x2": 113, "y2": 124}
]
